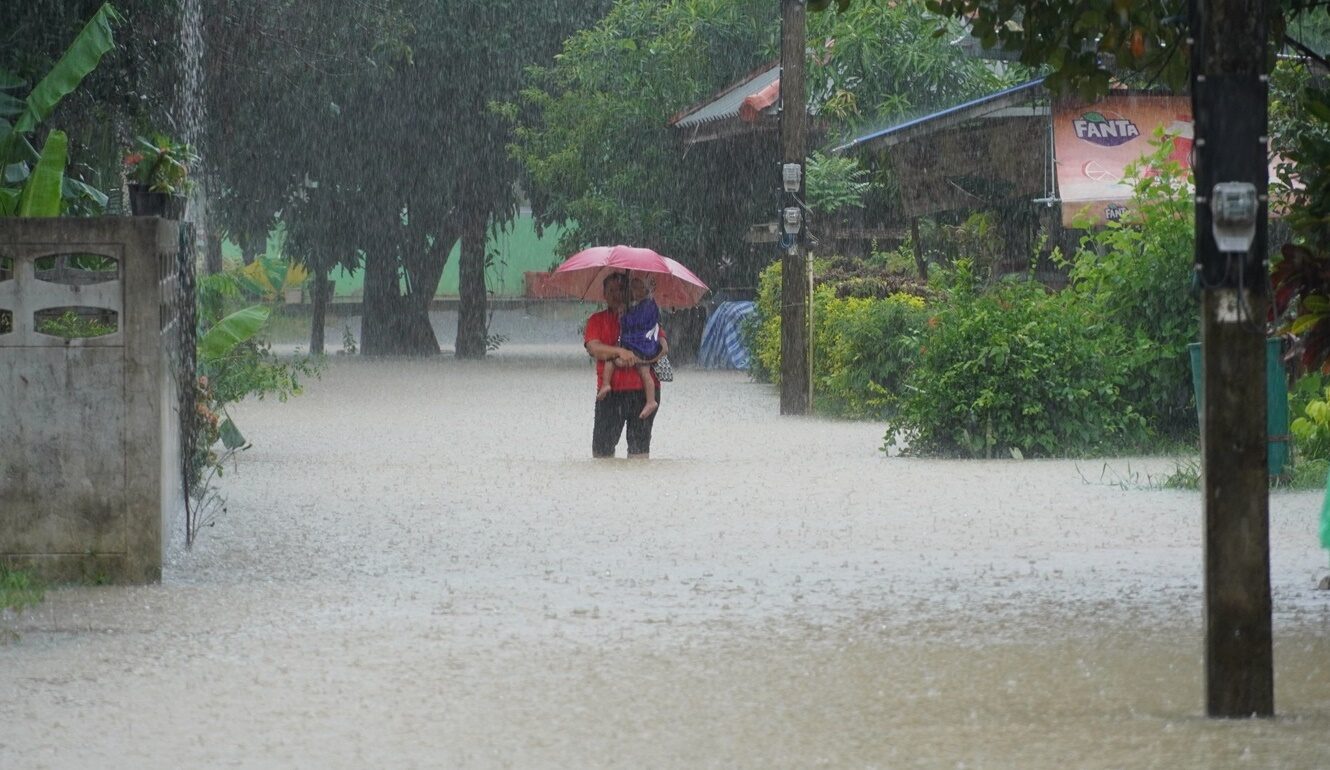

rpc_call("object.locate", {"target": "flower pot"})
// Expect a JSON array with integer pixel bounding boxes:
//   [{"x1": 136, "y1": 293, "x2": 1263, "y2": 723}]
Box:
[{"x1": 127, "y1": 184, "x2": 186, "y2": 219}]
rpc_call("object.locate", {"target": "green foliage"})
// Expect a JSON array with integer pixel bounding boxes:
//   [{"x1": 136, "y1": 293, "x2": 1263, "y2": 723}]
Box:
[
  {"x1": 124, "y1": 132, "x2": 196, "y2": 194},
  {"x1": 507, "y1": 0, "x2": 775, "y2": 287},
  {"x1": 36, "y1": 309, "x2": 115, "y2": 339},
  {"x1": 746, "y1": 257, "x2": 929, "y2": 418},
  {"x1": 924, "y1": 0, "x2": 1189, "y2": 98},
  {"x1": 508, "y1": 0, "x2": 1009, "y2": 290},
  {"x1": 1285, "y1": 457, "x2": 1330, "y2": 490},
  {"x1": 812, "y1": 286, "x2": 926, "y2": 418},
  {"x1": 199, "y1": 305, "x2": 271, "y2": 363},
  {"x1": 891, "y1": 261, "x2": 1146, "y2": 457},
  {"x1": 1159, "y1": 456, "x2": 1329, "y2": 491},
  {"x1": 0, "y1": 2, "x2": 117, "y2": 216},
  {"x1": 1271, "y1": 68, "x2": 1330, "y2": 373},
  {"x1": 920, "y1": 0, "x2": 1330, "y2": 100},
  {"x1": 0, "y1": 565, "x2": 43, "y2": 614},
  {"x1": 806, "y1": 0, "x2": 1017, "y2": 127},
  {"x1": 1067, "y1": 136, "x2": 1199, "y2": 437},
  {"x1": 190, "y1": 268, "x2": 322, "y2": 497},
  {"x1": 1291, "y1": 375, "x2": 1330, "y2": 461},
  {"x1": 746, "y1": 259, "x2": 784, "y2": 385},
  {"x1": 7, "y1": 3, "x2": 120, "y2": 135},
  {"x1": 805, "y1": 152, "x2": 873, "y2": 214},
  {"x1": 15, "y1": 129, "x2": 67, "y2": 216}
]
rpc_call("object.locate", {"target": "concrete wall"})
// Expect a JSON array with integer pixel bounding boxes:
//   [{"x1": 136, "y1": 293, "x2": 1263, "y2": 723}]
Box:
[{"x1": 0, "y1": 218, "x2": 185, "y2": 583}]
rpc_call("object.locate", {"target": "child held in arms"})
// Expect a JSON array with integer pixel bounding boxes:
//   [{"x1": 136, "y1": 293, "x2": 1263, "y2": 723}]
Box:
[{"x1": 599, "y1": 274, "x2": 660, "y2": 418}]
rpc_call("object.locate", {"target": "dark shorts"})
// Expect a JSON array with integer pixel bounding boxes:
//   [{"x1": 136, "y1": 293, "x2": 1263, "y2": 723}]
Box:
[{"x1": 593, "y1": 389, "x2": 660, "y2": 457}]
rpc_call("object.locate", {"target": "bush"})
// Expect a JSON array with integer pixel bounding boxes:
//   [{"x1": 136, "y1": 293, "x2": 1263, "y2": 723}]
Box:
[
  {"x1": 1067, "y1": 136, "x2": 1199, "y2": 438},
  {"x1": 1291, "y1": 373, "x2": 1330, "y2": 462},
  {"x1": 745, "y1": 259, "x2": 784, "y2": 384},
  {"x1": 744, "y1": 257, "x2": 930, "y2": 388},
  {"x1": 812, "y1": 285, "x2": 926, "y2": 418},
  {"x1": 890, "y1": 262, "x2": 1147, "y2": 457}
]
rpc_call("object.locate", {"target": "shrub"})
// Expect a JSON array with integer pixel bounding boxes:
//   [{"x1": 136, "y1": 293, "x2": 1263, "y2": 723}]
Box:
[
  {"x1": 745, "y1": 257, "x2": 930, "y2": 387},
  {"x1": 890, "y1": 261, "x2": 1147, "y2": 457},
  {"x1": 1067, "y1": 136, "x2": 1199, "y2": 438},
  {"x1": 1291, "y1": 374, "x2": 1330, "y2": 462},
  {"x1": 812, "y1": 286, "x2": 926, "y2": 418}
]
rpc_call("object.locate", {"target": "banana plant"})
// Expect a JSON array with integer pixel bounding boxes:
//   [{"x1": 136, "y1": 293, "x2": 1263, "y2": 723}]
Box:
[
  {"x1": 0, "y1": 2, "x2": 121, "y2": 216},
  {"x1": 198, "y1": 304, "x2": 272, "y2": 449}
]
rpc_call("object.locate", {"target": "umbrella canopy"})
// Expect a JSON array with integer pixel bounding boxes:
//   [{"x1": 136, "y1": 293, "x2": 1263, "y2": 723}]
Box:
[{"x1": 547, "y1": 245, "x2": 709, "y2": 309}]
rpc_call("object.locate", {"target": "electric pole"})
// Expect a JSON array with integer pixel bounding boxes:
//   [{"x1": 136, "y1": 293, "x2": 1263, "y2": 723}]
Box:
[
  {"x1": 778, "y1": 0, "x2": 810, "y2": 415},
  {"x1": 1192, "y1": 0, "x2": 1274, "y2": 717}
]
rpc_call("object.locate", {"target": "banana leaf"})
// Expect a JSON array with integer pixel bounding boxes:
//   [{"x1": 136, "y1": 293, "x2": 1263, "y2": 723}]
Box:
[
  {"x1": 13, "y1": 4, "x2": 121, "y2": 135},
  {"x1": 0, "y1": 4, "x2": 119, "y2": 167},
  {"x1": 199, "y1": 305, "x2": 271, "y2": 363},
  {"x1": 0, "y1": 71, "x2": 26, "y2": 91},
  {"x1": 0, "y1": 93, "x2": 23, "y2": 119},
  {"x1": 0, "y1": 120, "x2": 41, "y2": 166},
  {"x1": 0, "y1": 188, "x2": 17, "y2": 216},
  {"x1": 4, "y1": 162, "x2": 26, "y2": 184},
  {"x1": 17, "y1": 130, "x2": 67, "y2": 217},
  {"x1": 218, "y1": 417, "x2": 248, "y2": 450},
  {"x1": 62, "y1": 177, "x2": 108, "y2": 211}
]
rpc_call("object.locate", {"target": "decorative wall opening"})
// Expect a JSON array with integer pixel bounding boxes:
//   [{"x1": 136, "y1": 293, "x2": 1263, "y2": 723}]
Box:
[
  {"x1": 0, "y1": 255, "x2": 12, "y2": 282},
  {"x1": 0, "y1": 309, "x2": 11, "y2": 335},
  {"x1": 34, "y1": 253, "x2": 121, "y2": 285},
  {"x1": 33, "y1": 305, "x2": 120, "y2": 339}
]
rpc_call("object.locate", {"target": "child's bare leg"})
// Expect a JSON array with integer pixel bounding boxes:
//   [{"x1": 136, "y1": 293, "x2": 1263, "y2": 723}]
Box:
[
  {"x1": 598, "y1": 360, "x2": 615, "y2": 400},
  {"x1": 638, "y1": 364, "x2": 658, "y2": 418}
]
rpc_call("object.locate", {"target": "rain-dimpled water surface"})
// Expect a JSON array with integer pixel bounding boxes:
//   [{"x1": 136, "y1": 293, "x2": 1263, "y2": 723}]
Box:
[{"x1": 3, "y1": 306, "x2": 1329, "y2": 769}]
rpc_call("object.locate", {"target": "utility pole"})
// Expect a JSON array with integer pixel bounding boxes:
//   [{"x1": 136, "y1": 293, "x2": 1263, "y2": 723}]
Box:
[
  {"x1": 1191, "y1": 0, "x2": 1274, "y2": 717},
  {"x1": 778, "y1": 0, "x2": 810, "y2": 415}
]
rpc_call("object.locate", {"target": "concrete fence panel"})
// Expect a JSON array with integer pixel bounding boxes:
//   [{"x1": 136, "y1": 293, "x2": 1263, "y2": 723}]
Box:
[{"x1": 1, "y1": 218, "x2": 187, "y2": 583}]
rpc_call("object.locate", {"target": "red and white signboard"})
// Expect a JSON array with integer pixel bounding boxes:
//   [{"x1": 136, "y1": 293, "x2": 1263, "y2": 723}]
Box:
[{"x1": 1053, "y1": 94, "x2": 1193, "y2": 226}]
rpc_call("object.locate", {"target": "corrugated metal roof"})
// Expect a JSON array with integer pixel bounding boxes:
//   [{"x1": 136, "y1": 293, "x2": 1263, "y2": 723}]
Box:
[
  {"x1": 670, "y1": 64, "x2": 780, "y2": 128},
  {"x1": 832, "y1": 78, "x2": 1047, "y2": 153}
]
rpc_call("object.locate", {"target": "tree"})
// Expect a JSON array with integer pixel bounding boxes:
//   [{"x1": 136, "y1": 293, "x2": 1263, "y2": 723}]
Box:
[
  {"x1": 199, "y1": 1, "x2": 611, "y2": 357},
  {"x1": 507, "y1": 0, "x2": 1012, "y2": 298},
  {"x1": 505, "y1": 0, "x2": 780, "y2": 295}
]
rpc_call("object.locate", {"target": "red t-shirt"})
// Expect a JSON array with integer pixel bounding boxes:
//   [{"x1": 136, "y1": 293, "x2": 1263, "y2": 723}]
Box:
[{"x1": 584, "y1": 309, "x2": 663, "y2": 392}]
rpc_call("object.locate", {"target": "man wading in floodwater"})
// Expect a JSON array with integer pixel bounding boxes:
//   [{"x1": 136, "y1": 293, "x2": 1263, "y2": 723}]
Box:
[{"x1": 584, "y1": 273, "x2": 668, "y2": 459}]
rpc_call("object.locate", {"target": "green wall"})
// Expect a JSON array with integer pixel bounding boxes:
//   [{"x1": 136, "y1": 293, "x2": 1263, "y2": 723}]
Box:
[{"x1": 223, "y1": 214, "x2": 568, "y2": 299}]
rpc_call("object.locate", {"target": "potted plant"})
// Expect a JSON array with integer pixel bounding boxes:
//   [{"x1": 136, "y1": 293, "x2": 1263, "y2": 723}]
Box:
[{"x1": 124, "y1": 133, "x2": 198, "y2": 219}]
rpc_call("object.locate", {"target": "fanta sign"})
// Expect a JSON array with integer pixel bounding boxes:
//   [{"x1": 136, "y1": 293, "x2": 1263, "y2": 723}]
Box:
[{"x1": 1073, "y1": 112, "x2": 1140, "y2": 147}]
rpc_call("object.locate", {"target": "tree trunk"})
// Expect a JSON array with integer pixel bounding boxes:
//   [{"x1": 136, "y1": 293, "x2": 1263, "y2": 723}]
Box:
[
  {"x1": 911, "y1": 217, "x2": 928, "y2": 281},
  {"x1": 455, "y1": 213, "x2": 489, "y2": 359},
  {"x1": 399, "y1": 224, "x2": 457, "y2": 356},
  {"x1": 360, "y1": 251, "x2": 442, "y2": 357},
  {"x1": 239, "y1": 234, "x2": 258, "y2": 266},
  {"x1": 309, "y1": 265, "x2": 329, "y2": 355},
  {"x1": 359, "y1": 251, "x2": 400, "y2": 355},
  {"x1": 205, "y1": 231, "x2": 223, "y2": 275}
]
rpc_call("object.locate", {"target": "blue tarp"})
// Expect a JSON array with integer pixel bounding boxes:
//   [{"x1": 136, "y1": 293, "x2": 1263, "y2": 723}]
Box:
[{"x1": 698, "y1": 301, "x2": 756, "y2": 370}]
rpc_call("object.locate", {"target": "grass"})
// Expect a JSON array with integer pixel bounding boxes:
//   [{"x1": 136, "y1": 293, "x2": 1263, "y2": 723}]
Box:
[
  {"x1": 1157, "y1": 457, "x2": 1329, "y2": 491},
  {"x1": 1076, "y1": 456, "x2": 1330, "y2": 492},
  {"x1": 1, "y1": 565, "x2": 44, "y2": 613}
]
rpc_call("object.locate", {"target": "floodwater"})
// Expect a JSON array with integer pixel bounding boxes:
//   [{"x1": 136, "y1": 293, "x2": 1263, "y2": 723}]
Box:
[{"x1": 4, "y1": 305, "x2": 1330, "y2": 769}]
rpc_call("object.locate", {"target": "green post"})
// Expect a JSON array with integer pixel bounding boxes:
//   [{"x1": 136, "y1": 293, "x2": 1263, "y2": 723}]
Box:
[{"x1": 1187, "y1": 338, "x2": 1289, "y2": 476}]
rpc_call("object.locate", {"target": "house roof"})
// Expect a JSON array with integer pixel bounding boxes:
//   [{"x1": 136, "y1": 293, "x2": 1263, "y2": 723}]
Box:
[
  {"x1": 832, "y1": 78, "x2": 1048, "y2": 153},
  {"x1": 669, "y1": 63, "x2": 781, "y2": 130}
]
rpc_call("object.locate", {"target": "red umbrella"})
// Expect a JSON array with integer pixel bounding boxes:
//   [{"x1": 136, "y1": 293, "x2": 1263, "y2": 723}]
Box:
[{"x1": 547, "y1": 245, "x2": 709, "y2": 309}]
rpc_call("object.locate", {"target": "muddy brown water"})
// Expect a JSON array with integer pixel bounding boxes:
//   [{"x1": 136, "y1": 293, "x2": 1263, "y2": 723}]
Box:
[{"x1": 3, "y1": 308, "x2": 1329, "y2": 768}]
